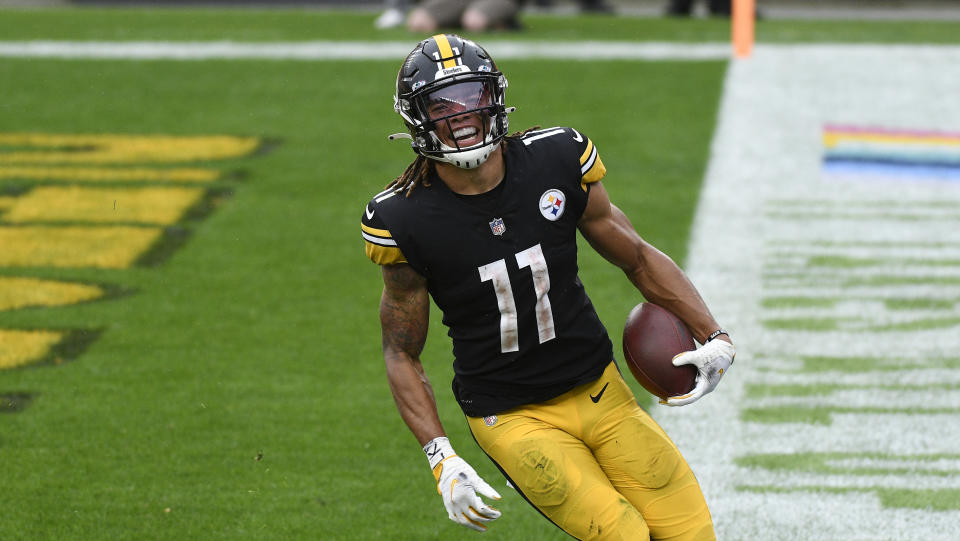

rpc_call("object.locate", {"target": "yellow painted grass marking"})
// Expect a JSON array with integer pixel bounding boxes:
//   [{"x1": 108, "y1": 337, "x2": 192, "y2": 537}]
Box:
[
  {"x1": 0, "y1": 166, "x2": 219, "y2": 183},
  {"x1": 0, "y1": 195, "x2": 14, "y2": 210},
  {"x1": 5, "y1": 186, "x2": 205, "y2": 224},
  {"x1": 0, "y1": 226, "x2": 162, "y2": 268},
  {"x1": 0, "y1": 277, "x2": 104, "y2": 311},
  {"x1": 0, "y1": 329, "x2": 65, "y2": 370},
  {"x1": 0, "y1": 133, "x2": 260, "y2": 164}
]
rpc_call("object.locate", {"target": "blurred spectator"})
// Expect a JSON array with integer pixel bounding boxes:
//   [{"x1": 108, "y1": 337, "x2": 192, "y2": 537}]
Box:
[
  {"x1": 578, "y1": 0, "x2": 614, "y2": 13},
  {"x1": 375, "y1": 0, "x2": 412, "y2": 29},
  {"x1": 666, "y1": 0, "x2": 731, "y2": 17},
  {"x1": 407, "y1": 0, "x2": 522, "y2": 32}
]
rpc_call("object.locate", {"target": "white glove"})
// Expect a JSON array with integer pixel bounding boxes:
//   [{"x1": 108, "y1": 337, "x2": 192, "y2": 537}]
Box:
[
  {"x1": 662, "y1": 338, "x2": 735, "y2": 407},
  {"x1": 424, "y1": 437, "x2": 502, "y2": 532}
]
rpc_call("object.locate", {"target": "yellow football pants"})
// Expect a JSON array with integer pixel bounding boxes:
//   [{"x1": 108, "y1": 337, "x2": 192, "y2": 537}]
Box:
[{"x1": 467, "y1": 361, "x2": 715, "y2": 541}]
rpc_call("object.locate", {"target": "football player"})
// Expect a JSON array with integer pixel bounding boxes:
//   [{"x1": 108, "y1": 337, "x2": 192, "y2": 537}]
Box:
[{"x1": 361, "y1": 34, "x2": 735, "y2": 540}]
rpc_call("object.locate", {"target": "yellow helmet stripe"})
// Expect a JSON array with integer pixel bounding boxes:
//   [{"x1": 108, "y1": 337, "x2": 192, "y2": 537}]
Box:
[{"x1": 432, "y1": 34, "x2": 458, "y2": 69}]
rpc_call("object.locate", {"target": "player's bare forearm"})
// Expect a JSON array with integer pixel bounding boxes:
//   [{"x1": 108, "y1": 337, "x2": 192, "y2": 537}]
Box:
[
  {"x1": 380, "y1": 264, "x2": 447, "y2": 446},
  {"x1": 578, "y1": 182, "x2": 730, "y2": 345}
]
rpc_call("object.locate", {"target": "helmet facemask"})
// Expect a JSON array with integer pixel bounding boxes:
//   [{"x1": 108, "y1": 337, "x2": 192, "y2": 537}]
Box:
[
  {"x1": 413, "y1": 78, "x2": 505, "y2": 169},
  {"x1": 396, "y1": 75, "x2": 509, "y2": 169}
]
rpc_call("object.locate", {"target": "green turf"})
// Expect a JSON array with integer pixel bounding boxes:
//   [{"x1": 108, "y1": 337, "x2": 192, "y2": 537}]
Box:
[
  {"x1": 738, "y1": 452, "x2": 960, "y2": 477},
  {"x1": 738, "y1": 451, "x2": 960, "y2": 511},
  {"x1": 738, "y1": 485, "x2": 960, "y2": 512},
  {"x1": 795, "y1": 355, "x2": 960, "y2": 372},
  {"x1": 745, "y1": 382, "x2": 960, "y2": 398},
  {"x1": 761, "y1": 296, "x2": 838, "y2": 309},
  {"x1": 805, "y1": 256, "x2": 960, "y2": 268},
  {"x1": 884, "y1": 297, "x2": 957, "y2": 310},
  {"x1": 0, "y1": 40, "x2": 724, "y2": 538},
  {"x1": 1, "y1": 7, "x2": 959, "y2": 43},
  {"x1": 5, "y1": 6, "x2": 955, "y2": 539},
  {"x1": 742, "y1": 405, "x2": 960, "y2": 425}
]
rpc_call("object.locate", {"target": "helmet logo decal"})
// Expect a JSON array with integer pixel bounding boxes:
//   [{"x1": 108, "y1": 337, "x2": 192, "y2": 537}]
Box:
[
  {"x1": 435, "y1": 65, "x2": 469, "y2": 80},
  {"x1": 539, "y1": 189, "x2": 566, "y2": 221},
  {"x1": 411, "y1": 80, "x2": 426, "y2": 91}
]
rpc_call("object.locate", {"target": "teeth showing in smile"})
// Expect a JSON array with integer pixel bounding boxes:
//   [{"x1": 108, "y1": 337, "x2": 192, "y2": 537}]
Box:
[{"x1": 454, "y1": 127, "x2": 478, "y2": 141}]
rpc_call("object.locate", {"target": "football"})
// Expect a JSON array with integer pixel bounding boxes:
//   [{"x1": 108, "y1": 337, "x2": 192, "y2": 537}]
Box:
[{"x1": 622, "y1": 302, "x2": 697, "y2": 400}]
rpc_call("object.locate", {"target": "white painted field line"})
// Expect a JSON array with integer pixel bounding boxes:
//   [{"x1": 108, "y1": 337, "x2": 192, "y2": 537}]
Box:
[
  {"x1": 750, "y1": 370, "x2": 960, "y2": 387},
  {"x1": 0, "y1": 40, "x2": 731, "y2": 60},
  {"x1": 2, "y1": 41, "x2": 958, "y2": 62},
  {"x1": 656, "y1": 45, "x2": 960, "y2": 540},
  {"x1": 740, "y1": 413, "x2": 960, "y2": 455}
]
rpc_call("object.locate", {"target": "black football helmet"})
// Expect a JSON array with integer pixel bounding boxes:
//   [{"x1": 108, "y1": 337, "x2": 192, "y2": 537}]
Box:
[{"x1": 392, "y1": 34, "x2": 511, "y2": 169}]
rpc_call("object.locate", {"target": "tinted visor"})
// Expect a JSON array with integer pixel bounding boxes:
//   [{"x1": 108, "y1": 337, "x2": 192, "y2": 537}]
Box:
[{"x1": 424, "y1": 81, "x2": 493, "y2": 121}]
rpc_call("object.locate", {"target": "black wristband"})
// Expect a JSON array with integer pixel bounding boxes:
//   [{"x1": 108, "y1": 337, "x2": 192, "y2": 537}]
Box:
[{"x1": 707, "y1": 329, "x2": 729, "y2": 342}]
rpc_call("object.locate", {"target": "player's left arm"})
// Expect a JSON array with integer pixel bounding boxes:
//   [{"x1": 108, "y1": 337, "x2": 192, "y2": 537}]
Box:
[{"x1": 577, "y1": 180, "x2": 735, "y2": 406}]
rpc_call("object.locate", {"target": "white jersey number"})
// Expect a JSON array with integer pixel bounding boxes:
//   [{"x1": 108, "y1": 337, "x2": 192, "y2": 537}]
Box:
[{"x1": 478, "y1": 244, "x2": 557, "y2": 353}]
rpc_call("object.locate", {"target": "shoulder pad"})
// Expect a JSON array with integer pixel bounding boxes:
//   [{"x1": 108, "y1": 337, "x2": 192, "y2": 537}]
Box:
[
  {"x1": 519, "y1": 127, "x2": 606, "y2": 188},
  {"x1": 361, "y1": 188, "x2": 407, "y2": 266}
]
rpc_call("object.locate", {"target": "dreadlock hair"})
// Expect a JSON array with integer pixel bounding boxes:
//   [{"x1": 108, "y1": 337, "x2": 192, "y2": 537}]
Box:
[
  {"x1": 384, "y1": 153, "x2": 434, "y2": 198},
  {"x1": 385, "y1": 125, "x2": 543, "y2": 197}
]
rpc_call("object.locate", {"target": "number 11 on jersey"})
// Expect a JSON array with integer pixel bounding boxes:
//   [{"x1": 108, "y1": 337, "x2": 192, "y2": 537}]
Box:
[{"x1": 478, "y1": 244, "x2": 557, "y2": 353}]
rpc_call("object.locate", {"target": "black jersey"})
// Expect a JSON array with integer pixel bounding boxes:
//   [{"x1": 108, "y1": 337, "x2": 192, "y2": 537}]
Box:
[{"x1": 362, "y1": 127, "x2": 613, "y2": 417}]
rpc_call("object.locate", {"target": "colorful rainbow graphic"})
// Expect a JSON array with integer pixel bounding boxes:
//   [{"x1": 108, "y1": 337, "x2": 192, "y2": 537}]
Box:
[{"x1": 822, "y1": 124, "x2": 960, "y2": 181}]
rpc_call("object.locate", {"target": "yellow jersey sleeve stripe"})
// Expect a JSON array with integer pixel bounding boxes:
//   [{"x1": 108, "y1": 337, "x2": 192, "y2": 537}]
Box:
[
  {"x1": 365, "y1": 242, "x2": 407, "y2": 265},
  {"x1": 578, "y1": 139, "x2": 595, "y2": 167},
  {"x1": 432, "y1": 34, "x2": 458, "y2": 69},
  {"x1": 582, "y1": 154, "x2": 606, "y2": 185},
  {"x1": 361, "y1": 223, "x2": 392, "y2": 238}
]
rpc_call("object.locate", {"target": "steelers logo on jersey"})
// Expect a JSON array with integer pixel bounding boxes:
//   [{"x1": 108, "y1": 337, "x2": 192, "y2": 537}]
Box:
[{"x1": 539, "y1": 189, "x2": 566, "y2": 221}]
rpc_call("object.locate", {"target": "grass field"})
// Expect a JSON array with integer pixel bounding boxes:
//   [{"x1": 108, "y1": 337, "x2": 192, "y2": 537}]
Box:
[{"x1": 1, "y1": 7, "x2": 958, "y2": 540}]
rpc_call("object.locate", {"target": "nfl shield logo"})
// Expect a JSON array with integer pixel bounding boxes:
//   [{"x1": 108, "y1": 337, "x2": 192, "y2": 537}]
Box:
[
  {"x1": 489, "y1": 217, "x2": 506, "y2": 236},
  {"x1": 483, "y1": 415, "x2": 498, "y2": 427}
]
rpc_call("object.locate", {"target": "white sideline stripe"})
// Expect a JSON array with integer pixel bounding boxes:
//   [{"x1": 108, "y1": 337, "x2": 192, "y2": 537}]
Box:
[
  {"x1": 0, "y1": 40, "x2": 732, "y2": 60},
  {"x1": 2, "y1": 42, "x2": 957, "y2": 62},
  {"x1": 657, "y1": 44, "x2": 960, "y2": 540}
]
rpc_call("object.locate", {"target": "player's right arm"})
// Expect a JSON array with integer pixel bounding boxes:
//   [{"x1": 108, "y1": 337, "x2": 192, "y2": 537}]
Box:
[
  {"x1": 379, "y1": 261, "x2": 502, "y2": 532},
  {"x1": 379, "y1": 262, "x2": 444, "y2": 445}
]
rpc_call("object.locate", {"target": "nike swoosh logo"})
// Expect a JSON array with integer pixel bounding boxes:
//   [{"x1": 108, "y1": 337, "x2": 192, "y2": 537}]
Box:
[
  {"x1": 365, "y1": 205, "x2": 375, "y2": 220},
  {"x1": 590, "y1": 382, "x2": 609, "y2": 403},
  {"x1": 571, "y1": 129, "x2": 584, "y2": 142}
]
